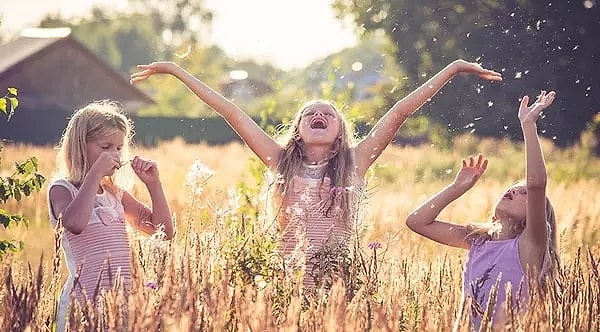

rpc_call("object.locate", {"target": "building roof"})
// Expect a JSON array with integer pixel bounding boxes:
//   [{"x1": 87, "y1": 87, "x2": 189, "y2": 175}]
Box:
[{"x1": 0, "y1": 28, "x2": 153, "y2": 113}]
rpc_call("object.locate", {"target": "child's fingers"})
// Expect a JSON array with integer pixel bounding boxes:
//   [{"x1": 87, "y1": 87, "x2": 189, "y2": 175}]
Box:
[
  {"x1": 519, "y1": 96, "x2": 529, "y2": 110},
  {"x1": 143, "y1": 161, "x2": 154, "y2": 172},
  {"x1": 462, "y1": 159, "x2": 467, "y2": 168},
  {"x1": 481, "y1": 158, "x2": 489, "y2": 174},
  {"x1": 468, "y1": 155, "x2": 475, "y2": 167},
  {"x1": 475, "y1": 154, "x2": 484, "y2": 168}
]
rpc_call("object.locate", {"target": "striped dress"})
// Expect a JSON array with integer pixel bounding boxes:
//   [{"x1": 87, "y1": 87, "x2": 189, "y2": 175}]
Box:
[
  {"x1": 47, "y1": 179, "x2": 132, "y2": 331},
  {"x1": 280, "y1": 163, "x2": 361, "y2": 288}
]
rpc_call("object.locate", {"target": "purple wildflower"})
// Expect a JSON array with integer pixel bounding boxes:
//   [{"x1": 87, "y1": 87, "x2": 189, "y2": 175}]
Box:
[
  {"x1": 368, "y1": 242, "x2": 382, "y2": 250},
  {"x1": 145, "y1": 281, "x2": 158, "y2": 290}
]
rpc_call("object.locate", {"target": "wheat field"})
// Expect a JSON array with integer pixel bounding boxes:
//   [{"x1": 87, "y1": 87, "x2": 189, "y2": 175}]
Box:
[{"x1": 1, "y1": 135, "x2": 599, "y2": 331}]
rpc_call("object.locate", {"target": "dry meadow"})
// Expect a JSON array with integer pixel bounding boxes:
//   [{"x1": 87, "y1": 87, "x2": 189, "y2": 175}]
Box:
[{"x1": 1, "y1": 136, "x2": 599, "y2": 331}]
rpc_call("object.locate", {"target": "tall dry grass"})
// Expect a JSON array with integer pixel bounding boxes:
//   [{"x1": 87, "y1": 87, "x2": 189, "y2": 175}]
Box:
[{"x1": 1, "y1": 136, "x2": 599, "y2": 331}]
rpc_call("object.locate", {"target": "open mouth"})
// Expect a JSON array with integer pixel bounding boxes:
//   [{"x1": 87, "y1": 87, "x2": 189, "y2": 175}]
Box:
[{"x1": 310, "y1": 118, "x2": 328, "y2": 129}]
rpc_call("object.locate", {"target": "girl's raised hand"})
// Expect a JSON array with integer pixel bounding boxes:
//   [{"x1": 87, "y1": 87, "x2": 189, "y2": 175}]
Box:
[
  {"x1": 130, "y1": 62, "x2": 178, "y2": 84},
  {"x1": 518, "y1": 90, "x2": 556, "y2": 124},
  {"x1": 452, "y1": 154, "x2": 488, "y2": 192},
  {"x1": 452, "y1": 60, "x2": 503, "y2": 81},
  {"x1": 89, "y1": 152, "x2": 121, "y2": 178},
  {"x1": 130, "y1": 156, "x2": 160, "y2": 185}
]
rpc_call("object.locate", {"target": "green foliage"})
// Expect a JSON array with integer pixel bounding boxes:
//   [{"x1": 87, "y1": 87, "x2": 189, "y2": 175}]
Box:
[
  {"x1": 216, "y1": 157, "x2": 281, "y2": 286},
  {"x1": 0, "y1": 88, "x2": 18, "y2": 121},
  {"x1": 332, "y1": 0, "x2": 600, "y2": 147},
  {"x1": 39, "y1": 10, "x2": 161, "y2": 74},
  {"x1": 0, "y1": 89, "x2": 46, "y2": 259}
]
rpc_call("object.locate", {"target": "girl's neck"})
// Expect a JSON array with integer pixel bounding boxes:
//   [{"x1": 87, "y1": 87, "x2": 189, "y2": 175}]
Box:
[
  {"x1": 492, "y1": 216, "x2": 523, "y2": 240},
  {"x1": 302, "y1": 145, "x2": 331, "y2": 164}
]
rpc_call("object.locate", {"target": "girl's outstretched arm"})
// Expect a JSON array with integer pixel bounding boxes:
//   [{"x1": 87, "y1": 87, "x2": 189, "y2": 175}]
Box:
[
  {"x1": 354, "y1": 60, "x2": 501, "y2": 176},
  {"x1": 518, "y1": 90, "x2": 556, "y2": 271},
  {"x1": 406, "y1": 154, "x2": 488, "y2": 250},
  {"x1": 131, "y1": 62, "x2": 283, "y2": 170}
]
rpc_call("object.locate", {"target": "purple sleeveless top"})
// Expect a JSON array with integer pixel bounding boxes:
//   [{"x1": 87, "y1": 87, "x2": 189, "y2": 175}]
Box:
[{"x1": 460, "y1": 236, "x2": 528, "y2": 329}]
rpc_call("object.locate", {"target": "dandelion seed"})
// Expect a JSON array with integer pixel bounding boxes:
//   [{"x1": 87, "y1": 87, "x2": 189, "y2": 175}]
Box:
[
  {"x1": 175, "y1": 45, "x2": 191, "y2": 58},
  {"x1": 445, "y1": 169, "x2": 453, "y2": 174},
  {"x1": 514, "y1": 72, "x2": 522, "y2": 79},
  {"x1": 488, "y1": 101, "x2": 494, "y2": 107}
]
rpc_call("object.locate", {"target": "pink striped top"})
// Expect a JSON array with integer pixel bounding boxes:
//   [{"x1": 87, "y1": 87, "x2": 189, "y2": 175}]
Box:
[
  {"x1": 280, "y1": 174, "x2": 357, "y2": 288},
  {"x1": 47, "y1": 179, "x2": 132, "y2": 329}
]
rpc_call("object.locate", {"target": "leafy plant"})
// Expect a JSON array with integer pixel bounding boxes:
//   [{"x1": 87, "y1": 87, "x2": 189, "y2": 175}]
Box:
[{"x1": 0, "y1": 88, "x2": 46, "y2": 258}]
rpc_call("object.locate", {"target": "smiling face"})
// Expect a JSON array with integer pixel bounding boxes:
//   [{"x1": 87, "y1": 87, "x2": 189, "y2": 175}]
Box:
[{"x1": 297, "y1": 102, "x2": 341, "y2": 146}]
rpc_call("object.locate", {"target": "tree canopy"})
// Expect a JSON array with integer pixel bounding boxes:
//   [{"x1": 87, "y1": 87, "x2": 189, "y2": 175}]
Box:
[{"x1": 333, "y1": 0, "x2": 599, "y2": 146}]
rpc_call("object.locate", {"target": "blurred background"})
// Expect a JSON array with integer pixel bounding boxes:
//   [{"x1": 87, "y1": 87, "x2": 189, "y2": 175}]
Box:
[{"x1": 0, "y1": 0, "x2": 598, "y2": 151}]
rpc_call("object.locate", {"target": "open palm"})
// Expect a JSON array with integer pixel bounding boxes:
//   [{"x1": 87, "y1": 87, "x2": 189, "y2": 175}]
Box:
[
  {"x1": 453, "y1": 60, "x2": 503, "y2": 81},
  {"x1": 453, "y1": 154, "x2": 488, "y2": 192},
  {"x1": 130, "y1": 62, "x2": 177, "y2": 84},
  {"x1": 518, "y1": 90, "x2": 556, "y2": 124}
]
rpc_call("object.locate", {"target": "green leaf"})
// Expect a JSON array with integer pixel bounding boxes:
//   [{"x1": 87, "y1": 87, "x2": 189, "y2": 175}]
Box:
[
  {"x1": 0, "y1": 239, "x2": 25, "y2": 259},
  {"x1": 9, "y1": 97, "x2": 18, "y2": 110},
  {"x1": 15, "y1": 158, "x2": 37, "y2": 176},
  {"x1": 0, "y1": 98, "x2": 6, "y2": 114},
  {"x1": 0, "y1": 209, "x2": 10, "y2": 227},
  {"x1": 7, "y1": 87, "x2": 17, "y2": 96}
]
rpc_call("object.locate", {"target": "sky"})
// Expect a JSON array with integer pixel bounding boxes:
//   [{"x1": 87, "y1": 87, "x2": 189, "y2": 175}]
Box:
[{"x1": 0, "y1": 0, "x2": 359, "y2": 70}]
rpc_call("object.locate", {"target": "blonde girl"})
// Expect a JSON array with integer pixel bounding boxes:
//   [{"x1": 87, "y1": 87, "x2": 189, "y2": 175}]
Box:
[
  {"x1": 131, "y1": 59, "x2": 501, "y2": 288},
  {"x1": 47, "y1": 101, "x2": 174, "y2": 330}
]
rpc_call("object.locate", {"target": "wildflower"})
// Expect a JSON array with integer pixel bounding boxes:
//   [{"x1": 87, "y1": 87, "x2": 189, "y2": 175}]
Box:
[
  {"x1": 368, "y1": 242, "x2": 382, "y2": 250},
  {"x1": 185, "y1": 158, "x2": 214, "y2": 195},
  {"x1": 254, "y1": 275, "x2": 268, "y2": 290},
  {"x1": 145, "y1": 281, "x2": 158, "y2": 290}
]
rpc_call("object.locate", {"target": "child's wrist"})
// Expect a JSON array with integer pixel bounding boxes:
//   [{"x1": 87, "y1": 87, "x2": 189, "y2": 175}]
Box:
[{"x1": 144, "y1": 180, "x2": 162, "y2": 190}]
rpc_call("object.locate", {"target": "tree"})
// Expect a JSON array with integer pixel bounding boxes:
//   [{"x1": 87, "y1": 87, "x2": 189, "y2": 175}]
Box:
[
  {"x1": 333, "y1": 0, "x2": 600, "y2": 146},
  {"x1": 128, "y1": 0, "x2": 213, "y2": 55},
  {"x1": 0, "y1": 88, "x2": 46, "y2": 258},
  {"x1": 39, "y1": 8, "x2": 162, "y2": 74}
]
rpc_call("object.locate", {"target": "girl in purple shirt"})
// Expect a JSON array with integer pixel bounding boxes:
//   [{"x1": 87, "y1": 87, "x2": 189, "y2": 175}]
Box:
[{"x1": 405, "y1": 90, "x2": 559, "y2": 330}]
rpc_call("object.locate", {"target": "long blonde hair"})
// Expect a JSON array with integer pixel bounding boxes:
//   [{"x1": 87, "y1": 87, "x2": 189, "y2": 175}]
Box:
[
  {"x1": 467, "y1": 187, "x2": 559, "y2": 282},
  {"x1": 272, "y1": 100, "x2": 359, "y2": 229},
  {"x1": 55, "y1": 100, "x2": 134, "y2": 191}
]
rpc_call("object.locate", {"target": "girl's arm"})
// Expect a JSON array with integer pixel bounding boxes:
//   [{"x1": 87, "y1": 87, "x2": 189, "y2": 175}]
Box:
[
  {"x1": 122, "y1": 157, "x2": 174, "y2": 239},
  {"x1": 131, "y1": 62, "x2": 283, "y2": 170},
  {"x1": 48, "y1": 152, "x2": 121, "y2": 234},
  {"x1": 354, "y1": 60, "x2": 501, "y2": 177},
  {"x1": 517, "y1": 91, "x2": 556, "y2": 271},
  {"x1": 406, "y1": 155, "x2": 488, "y2": 250}
]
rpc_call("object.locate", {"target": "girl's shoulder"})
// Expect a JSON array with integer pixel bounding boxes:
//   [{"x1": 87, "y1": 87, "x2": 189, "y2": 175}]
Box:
[{"x1": 47, "y1": 178, "x2": 77, "y2": 195}]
